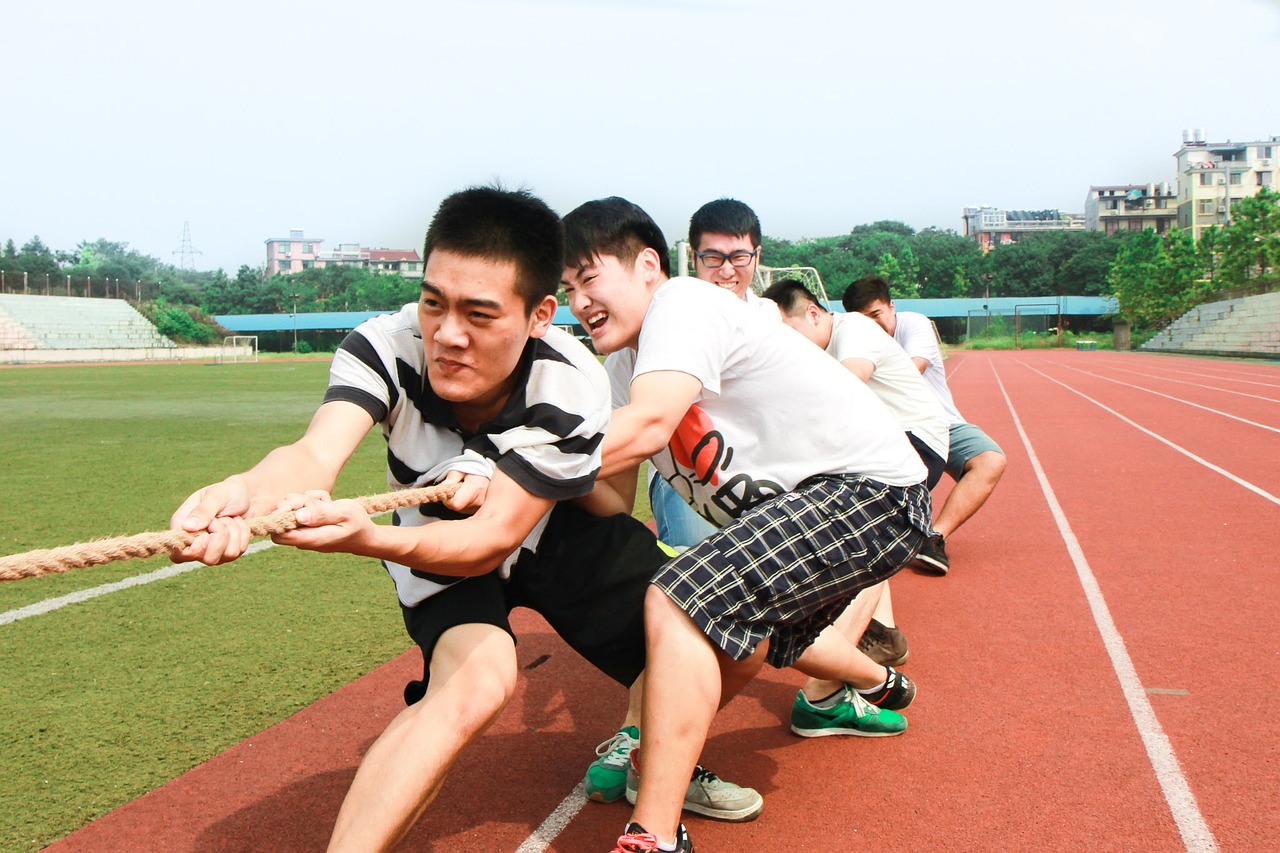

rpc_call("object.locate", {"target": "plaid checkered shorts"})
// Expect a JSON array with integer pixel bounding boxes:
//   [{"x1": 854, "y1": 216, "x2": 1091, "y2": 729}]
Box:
[{"x1": 651, "y1": 474, "x2": 932, "y2": 669}]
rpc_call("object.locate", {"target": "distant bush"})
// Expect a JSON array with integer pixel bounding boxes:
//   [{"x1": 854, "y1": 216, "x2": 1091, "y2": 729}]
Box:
[{"x1": 138, "y1": 298, "x2": 225, "y2": 344}]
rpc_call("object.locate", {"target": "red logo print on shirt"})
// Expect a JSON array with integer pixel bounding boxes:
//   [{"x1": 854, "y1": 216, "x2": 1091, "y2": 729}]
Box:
[{"x1": 670, "y1": 404, "x2": 726, "y2": 486}]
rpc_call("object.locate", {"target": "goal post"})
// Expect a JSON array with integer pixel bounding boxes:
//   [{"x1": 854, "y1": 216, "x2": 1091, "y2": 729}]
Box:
[
  {"x1": 757, "y1": 266, "x2": 830, "y2": 304},
  {"x1": 220, "y1": 335, "x2": 259, "y2": 364}
]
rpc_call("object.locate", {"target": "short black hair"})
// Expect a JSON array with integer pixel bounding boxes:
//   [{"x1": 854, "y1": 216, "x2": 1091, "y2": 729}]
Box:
[
  {"x1": 762, "y1": 278, "x2": 826, "y2": 316},
  {"x1": 422, "y1": 185, "x2": 563, "y2": 313},
  {"x1": 842, "y1": 275, "x2": 893, "y2": 313},
  {"x1": 561, "y1": 196, "x2": 671, "y2": 276},
  {"x1": 688, "y1": 198, "x2": 762, "y2": 249}
]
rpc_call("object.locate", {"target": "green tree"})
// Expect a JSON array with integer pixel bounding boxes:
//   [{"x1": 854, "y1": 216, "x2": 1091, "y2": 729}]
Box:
[
  {"x1": 1107, "y1": 230, "x2": 1163, "y2": 325},
  {"x1": 1218, "y1": 188, "x2": 1280, "y2": 287}
]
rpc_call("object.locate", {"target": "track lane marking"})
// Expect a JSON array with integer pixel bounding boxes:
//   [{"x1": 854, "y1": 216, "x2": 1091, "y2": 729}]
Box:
[
  {"x1": 1035, "y1": 361, "x2": 1280, "y2": 435},
  {"x1": 1016, "y1": 362, "x2": 1280, "y2": 508},
  {"x1": 1097, "y1": 364, "x2": 1280, "y2": 404},
  {"x1": 515, "y1": 782, "x2": 588, "y2": 852},
  {"x1": 992, "y1": 361, "x2": 1219, "y2": 853}
]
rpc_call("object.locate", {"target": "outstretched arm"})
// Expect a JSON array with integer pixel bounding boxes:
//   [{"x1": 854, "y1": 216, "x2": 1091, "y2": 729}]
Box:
[
  {"x1": 271, "y1": 466, "x2": 555, "y2": 576},
  {"x1": 169, "y1": 400, "x2": 374, "y2": 564}
]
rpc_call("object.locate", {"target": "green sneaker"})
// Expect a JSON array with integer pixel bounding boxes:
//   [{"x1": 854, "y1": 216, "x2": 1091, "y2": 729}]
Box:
[
  {"x1": 585, "y1": 725, "x2": 640, "y2": 803},
  {"x1": 789, "y1": 686, "x2": 907, "y2": 737}
]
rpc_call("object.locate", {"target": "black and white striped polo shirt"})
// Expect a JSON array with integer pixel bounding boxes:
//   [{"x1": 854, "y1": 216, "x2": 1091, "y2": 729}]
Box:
[{"x1": 325, "y1": 303, "x2": 610, "y2": 606}]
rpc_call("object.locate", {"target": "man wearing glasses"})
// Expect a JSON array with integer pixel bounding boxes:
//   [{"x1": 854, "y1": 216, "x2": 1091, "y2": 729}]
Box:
[
  {"x1": 644, "y1": 199, "x2": 768, "y2": 552},
  {"x1": 688, "y1": 197, "x2": 764, "y2": 302}
]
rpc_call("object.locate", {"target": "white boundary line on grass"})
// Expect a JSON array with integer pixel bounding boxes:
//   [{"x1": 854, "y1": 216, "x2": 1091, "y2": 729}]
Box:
[
  {"x1": 0, "y1": 540, "x2": 276, "y2": 626},
  {"x1": 992, "y1": 362, "x2": 1219, "y2": 853}
]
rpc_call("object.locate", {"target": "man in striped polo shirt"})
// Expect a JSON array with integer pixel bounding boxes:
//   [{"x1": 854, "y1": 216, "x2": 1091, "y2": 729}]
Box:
[{"x1": 169, "y1": 186, "x2": 754, "y2": 850}]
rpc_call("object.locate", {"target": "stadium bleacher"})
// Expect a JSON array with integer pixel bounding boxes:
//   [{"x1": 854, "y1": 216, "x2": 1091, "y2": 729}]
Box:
[{"x1": 0, "y1": 294, "x2": 174, "y2": 351}]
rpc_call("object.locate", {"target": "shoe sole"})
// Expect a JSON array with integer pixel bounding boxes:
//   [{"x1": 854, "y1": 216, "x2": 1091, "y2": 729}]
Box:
[
  {"x1": 912, "y1": 554, "x2": 949, "y2": 575},
  {"x1": 865, "y1": 648, "x2": 909, "y2": 667},
  {"x1": 789, "y1": 723, "x2": 907, "y2": 738},
  {"x1": 624, "y1": 788, "x2": 764, "y2": 823},
  {"x1": 585, "y1": 788, "x2": 625, "y2": 804}
]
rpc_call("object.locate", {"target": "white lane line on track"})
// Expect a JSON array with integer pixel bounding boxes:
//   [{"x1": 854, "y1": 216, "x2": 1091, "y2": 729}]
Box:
[
  {"x1": 1019, "y1": 362, "x2": 1280, "y2": 508},
  {"x1": 515, "y1": 782, "x2": 588, "y2": 852},
  {"x1": 1043, "y1": 362, "x2": 1280, "y2": 435},
  {"x1": 0, "y1": 540, "x2": 276, "y2": 626},
  {"x1": 1128, "y1": 364, "x2": 1280, "y2": 390},
  {"x1": 1101, "y1": 365, "x2": 1280, "y2": 404},
  {"x1": 992, "y1": 362, "x2": 1219, "y2": 853}
]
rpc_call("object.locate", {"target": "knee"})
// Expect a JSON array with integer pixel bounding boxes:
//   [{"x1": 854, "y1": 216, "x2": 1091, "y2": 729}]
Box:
[{"x1": 965, "y1": 450, "x2": 1006, "y2": 484}]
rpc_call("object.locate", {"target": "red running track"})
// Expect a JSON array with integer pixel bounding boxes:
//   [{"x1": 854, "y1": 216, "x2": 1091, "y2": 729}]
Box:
[{"x1": 47, "y1": 350, "x2": 1280, "y2": 852}]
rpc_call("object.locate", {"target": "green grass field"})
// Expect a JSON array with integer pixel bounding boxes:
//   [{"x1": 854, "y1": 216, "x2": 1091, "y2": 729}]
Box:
[
  {"x1": 0, "y1": 359, "x2": 654, "y2": 849},
  {"x1": 0, "y1": 362, "x2": 417, "y2": 849}
]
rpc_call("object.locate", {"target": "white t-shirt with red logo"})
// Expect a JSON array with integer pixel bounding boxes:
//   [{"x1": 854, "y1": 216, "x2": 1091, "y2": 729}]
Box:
[{"x1": 608, "y1": 277, "x2": 925, "y2": 528}]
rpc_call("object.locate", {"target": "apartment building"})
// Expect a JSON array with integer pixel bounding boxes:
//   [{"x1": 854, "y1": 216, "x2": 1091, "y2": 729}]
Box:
[
  {"x1": 1084, "y1": 183, "x2": 1177, "y2": 235},
  {"x1": 264, "y1": 230, "x2": 423, "y2": 278},
  {"x1": 961, "y1": 206, "x2": 1086, "y2": 252},
  {"x1": 1175, "y1": 128, "x2": 1279, "y2": 239}
]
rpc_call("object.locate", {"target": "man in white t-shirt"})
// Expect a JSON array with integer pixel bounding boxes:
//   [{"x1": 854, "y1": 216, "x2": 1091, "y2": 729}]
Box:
[
  {"x1": 843, "y1": 275, "x2": 1006, "y2": 575},
  {"x1": 562, "y1": 197, "x2": 932, "y2": 853},
  {"x1": 645, "y1": 198, "x2": 772, "y2": 551}
]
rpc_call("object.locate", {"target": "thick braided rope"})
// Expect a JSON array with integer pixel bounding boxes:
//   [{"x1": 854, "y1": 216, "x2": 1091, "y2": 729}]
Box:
[{"x1": 0, "y1": 483, "x2": 459, "y2": 582}]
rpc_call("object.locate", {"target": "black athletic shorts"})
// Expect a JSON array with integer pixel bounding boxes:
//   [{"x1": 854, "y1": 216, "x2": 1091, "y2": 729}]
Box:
[{"x1": 400, "y1": 501, "x2": 663, "y2": 703}]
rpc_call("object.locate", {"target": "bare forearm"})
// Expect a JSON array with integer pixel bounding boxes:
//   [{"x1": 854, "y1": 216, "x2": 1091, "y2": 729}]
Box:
[
  {"x1": 356, "y1": 516, "x2": 528, "y2": 576},
  {"x1": 237, "y1": 443, "x2": 342, "y2": 515},
  {"x1": 600, "y1": 406, "x2": 669, "y2": 479}
]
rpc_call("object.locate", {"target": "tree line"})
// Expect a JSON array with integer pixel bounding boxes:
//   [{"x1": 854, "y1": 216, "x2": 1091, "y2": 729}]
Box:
[{"x1": 4, "y1": 189, "x2": 1277, "y2": 340}]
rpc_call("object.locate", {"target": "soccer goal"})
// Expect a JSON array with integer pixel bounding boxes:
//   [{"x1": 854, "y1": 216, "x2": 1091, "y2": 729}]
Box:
[
  {"x1": 220, "y1": 335, "x2": 259, "y2": 364},
  {"x1": 757, "y1": 266, "x2": 830, "y2": 304}
]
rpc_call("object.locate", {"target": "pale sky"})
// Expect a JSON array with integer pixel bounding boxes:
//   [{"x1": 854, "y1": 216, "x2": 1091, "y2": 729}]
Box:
[{"x1": 4, "y1": 0, "x2": 1279, "y2": 273}]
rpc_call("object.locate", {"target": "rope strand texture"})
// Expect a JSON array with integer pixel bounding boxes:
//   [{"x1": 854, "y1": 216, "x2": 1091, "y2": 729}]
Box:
[{"x1": 0, "y1": 484, "x2": 459, "y2": 582}]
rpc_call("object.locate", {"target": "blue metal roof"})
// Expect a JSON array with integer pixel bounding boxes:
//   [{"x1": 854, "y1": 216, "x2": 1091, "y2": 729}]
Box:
[
  {"x1": 215, "y1": 311, "x2": 394, "y2": 332},
  {"x1": 217, "y1": 296, "x2": 1116, "y2": 333}
]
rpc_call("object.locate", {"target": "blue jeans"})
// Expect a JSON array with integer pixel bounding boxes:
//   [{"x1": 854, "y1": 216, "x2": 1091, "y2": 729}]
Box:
[{"x1": 648, "y1": 474, "x2": 717, "y2": 550}]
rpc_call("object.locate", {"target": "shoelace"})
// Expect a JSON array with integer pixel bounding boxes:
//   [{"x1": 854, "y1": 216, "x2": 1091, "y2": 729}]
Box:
[
  {"x1": 690, "y1": 764, "x2": 719, "y2": 784},
  {"x1": 612, "y1": 830, "x2": 660, "y2": 852},
  {"x1": 845, "y1": 686, "x2": 878, "y2": 716},
  {"x1": 594, "y1": 731, "x2": 636, "y2": 767}
]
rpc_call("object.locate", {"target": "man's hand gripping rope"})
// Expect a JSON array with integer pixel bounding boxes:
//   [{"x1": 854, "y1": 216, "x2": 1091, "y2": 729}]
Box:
[{"x1": 0, "y1": 483, "x2": 460, "y2": 582}]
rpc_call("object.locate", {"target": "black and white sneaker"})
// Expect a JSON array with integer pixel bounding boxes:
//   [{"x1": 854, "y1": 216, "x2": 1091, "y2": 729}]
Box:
[
  {"x1": 859, "y1": 666, "x2": 917, "y2": 710},
  {"x1": 914, "y1": 533, "x2": 950, "y2": 575}
]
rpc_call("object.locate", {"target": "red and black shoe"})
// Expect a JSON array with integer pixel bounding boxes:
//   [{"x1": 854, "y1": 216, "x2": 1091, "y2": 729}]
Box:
[{"x1": 609, "y1": 821, "x2": 693, "y2": 852}]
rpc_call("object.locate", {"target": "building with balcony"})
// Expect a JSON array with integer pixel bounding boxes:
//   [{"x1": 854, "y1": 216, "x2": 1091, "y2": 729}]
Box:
[
  {"x1": 264, "y1": 230, "x2": 422, "y2": 279},
  {"x1": 961, "y1": 207, "x2": 1086, "y2": 252},
  {"x1": 1175, "y1": 128, "x2": 1279, "y2": 239},
  {"x1": 1085, "y1": 183, "x2": 1177, "y2": 235}
]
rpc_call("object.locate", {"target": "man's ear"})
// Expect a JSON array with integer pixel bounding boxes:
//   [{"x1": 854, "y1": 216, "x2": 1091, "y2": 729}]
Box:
[
  {"x1": 528, "y1": 294, "x2": 558, "y2": 338},
  {"x1": 635, "y1": 247, "x2": 663, "y2": 283}
]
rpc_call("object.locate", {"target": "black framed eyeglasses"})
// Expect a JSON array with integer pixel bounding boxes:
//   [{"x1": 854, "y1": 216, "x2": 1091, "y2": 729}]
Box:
[{"x1": 694, "y1": 248, "x2": 758, "y2": 269}]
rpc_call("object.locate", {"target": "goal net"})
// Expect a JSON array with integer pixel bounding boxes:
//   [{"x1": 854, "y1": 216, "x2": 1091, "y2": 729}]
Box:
[{"x1": 220, "y1": 335, "x2": 259, "y2": 364}]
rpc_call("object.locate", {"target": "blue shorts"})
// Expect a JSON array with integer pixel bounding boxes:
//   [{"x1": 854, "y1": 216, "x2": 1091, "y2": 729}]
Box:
[
  {"x1": 945, "y1": 422, "x2": 1004, "y2": 481},
  {"x1": 650, "y1": 474, "x2": 932, "y2": 669},
  {"x1": 649, "y1": 472, "x2": 717, "y2": 550}
]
